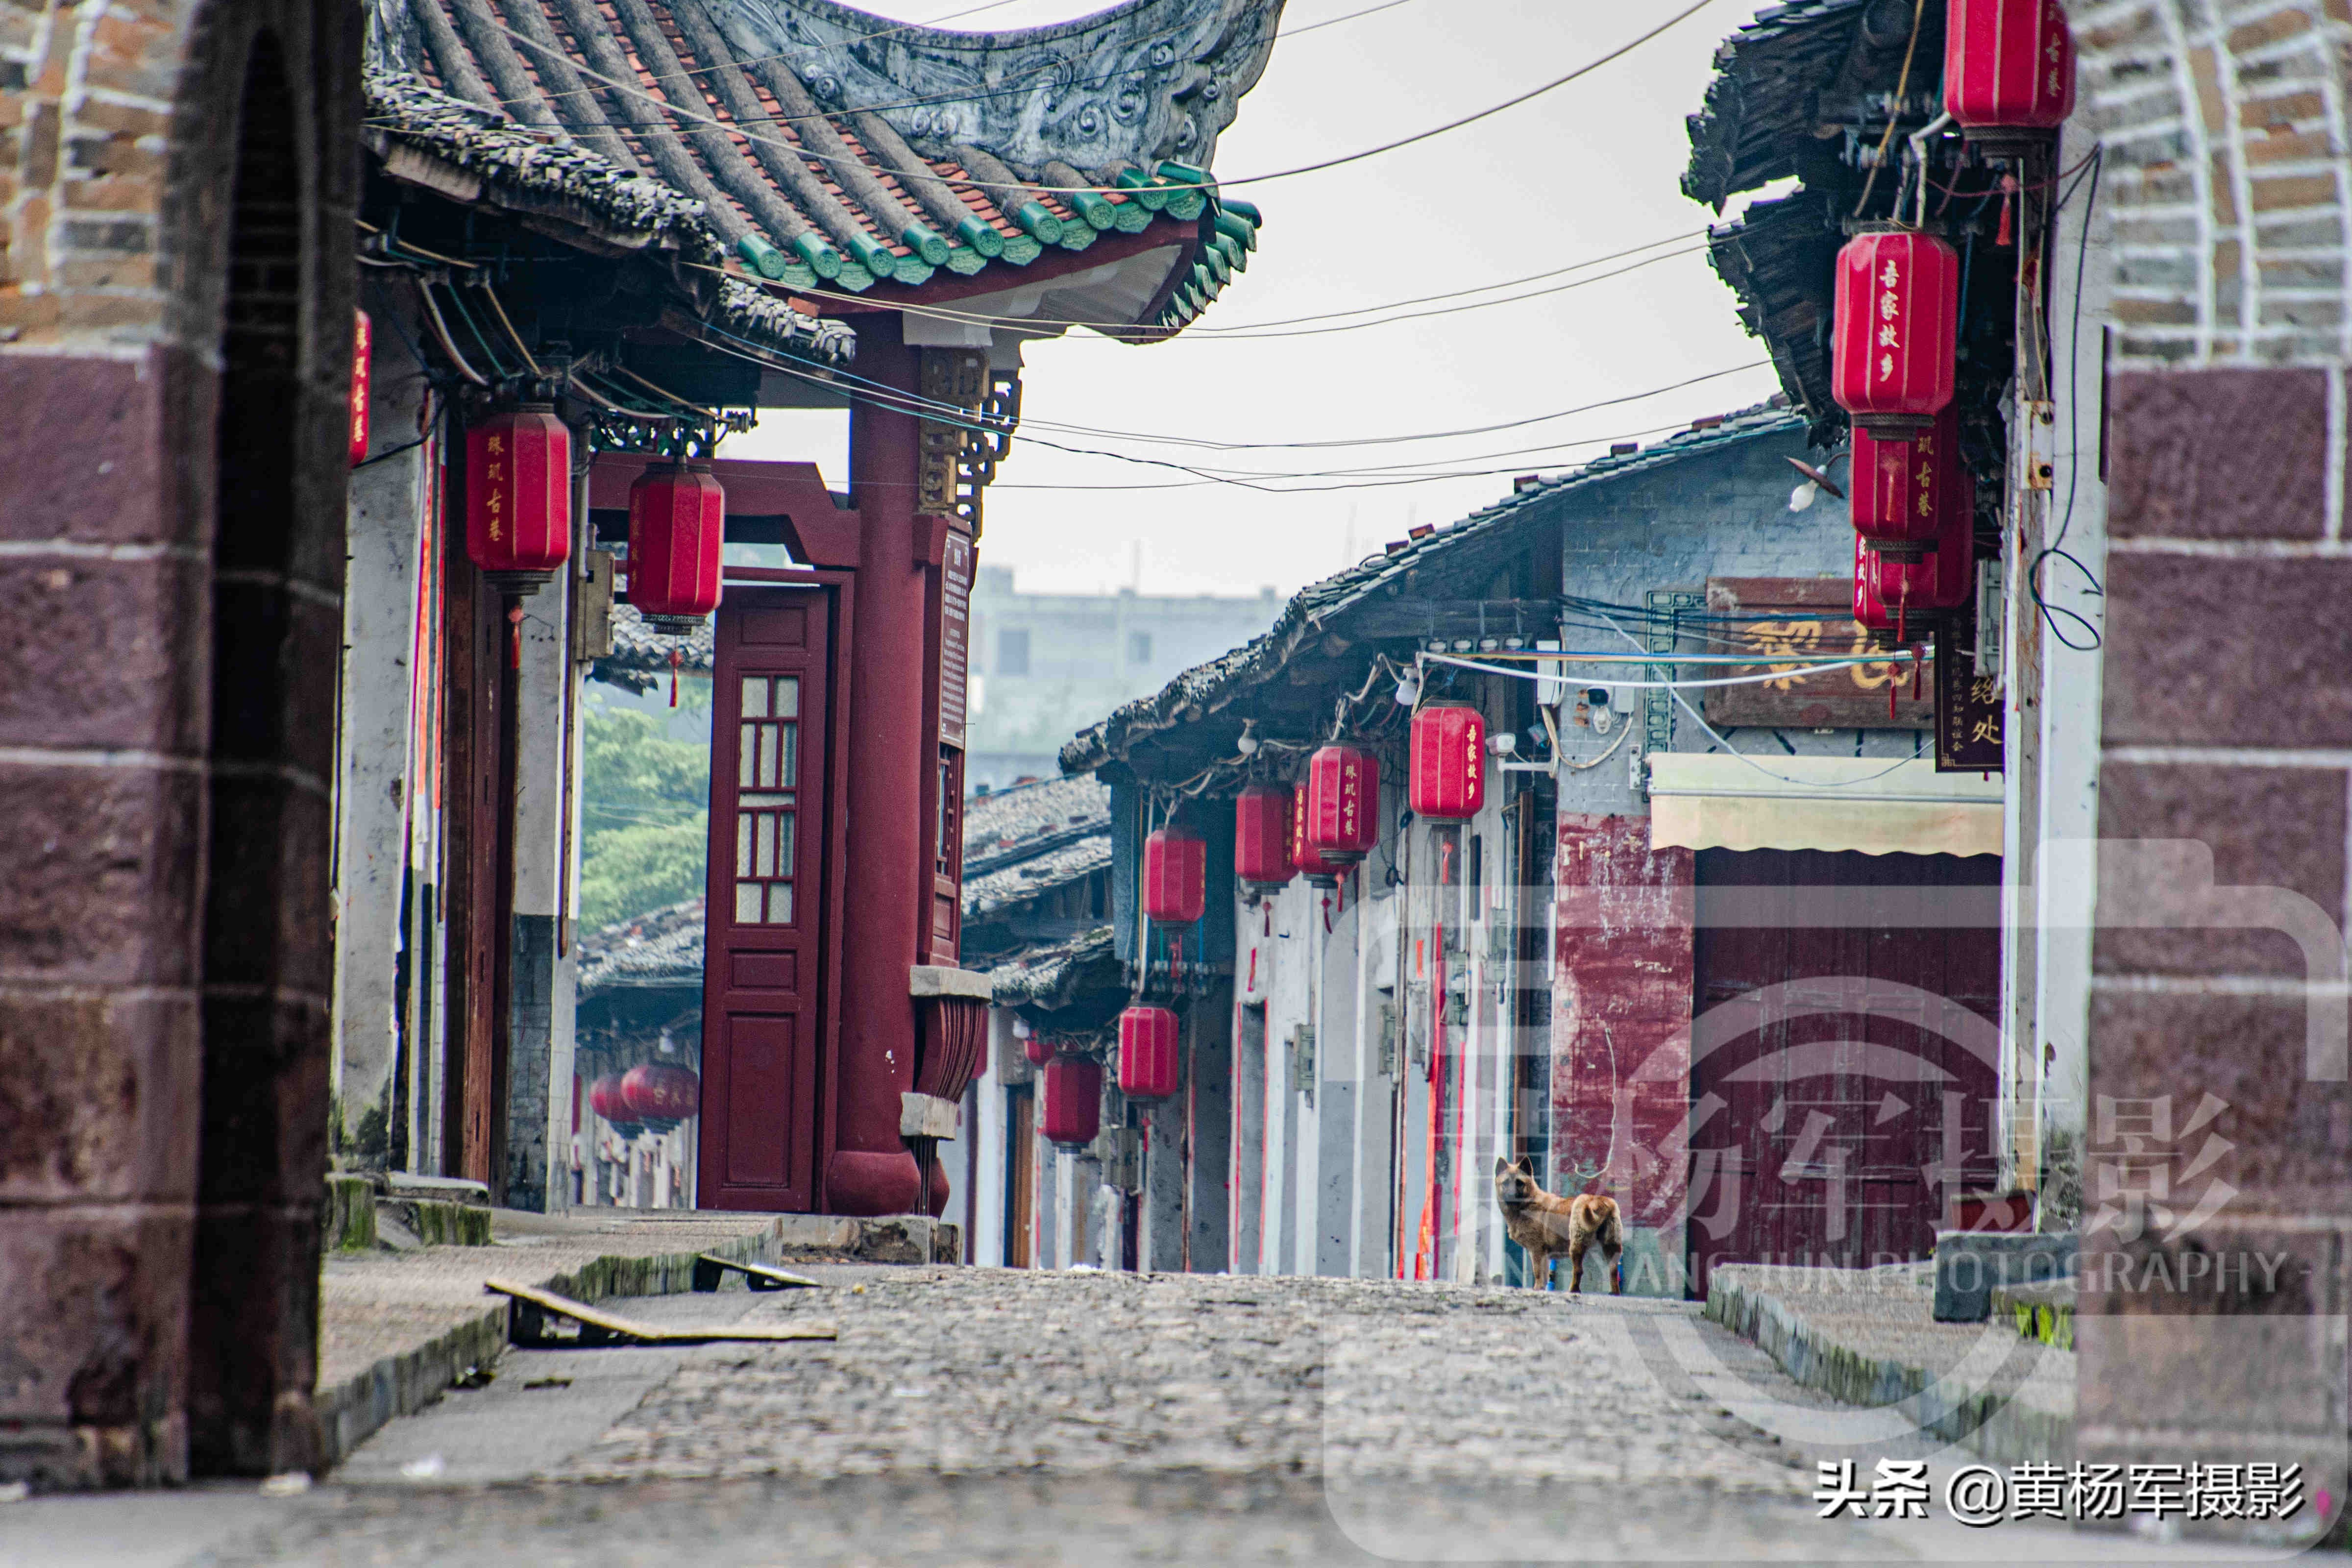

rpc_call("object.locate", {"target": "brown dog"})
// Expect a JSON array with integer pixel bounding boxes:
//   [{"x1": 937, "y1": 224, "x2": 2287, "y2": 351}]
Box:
[{"x1": 1494, "y1": 1156, "x2": 1623, "y2": 1293}]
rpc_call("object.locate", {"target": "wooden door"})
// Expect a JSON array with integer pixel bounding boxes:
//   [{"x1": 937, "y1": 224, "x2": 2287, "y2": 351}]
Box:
[
  {"x1": 1687, "y1": 849, "x2": 2002, "y2": 1298},
  {"x1": 1005, "y1": 1085, "x2": 1034, "y2": 1267},
  {"x1": 698, "y1": 588, "x2": 832, "y2": 1210}
]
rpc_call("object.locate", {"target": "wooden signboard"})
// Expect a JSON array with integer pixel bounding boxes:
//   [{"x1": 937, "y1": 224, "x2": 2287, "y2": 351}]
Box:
[
  {"x1": 1934, "y1": 615, "x2": 2004, "y2": 772},
  {"x1": 1700, "y1": 578, "x2": 1932, "y2": 730},
  {"x1": 939, "y1": 527, "x2": 972, "y2": 750}
]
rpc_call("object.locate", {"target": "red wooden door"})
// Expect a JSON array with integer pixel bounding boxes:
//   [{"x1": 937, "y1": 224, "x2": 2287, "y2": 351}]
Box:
[
  {"x1": 698, "y1": 588, "x2": 832, "y2": 1209},
  {"x1": 1687, "y1": 849, "x2": 2002, "y2": 1297}
]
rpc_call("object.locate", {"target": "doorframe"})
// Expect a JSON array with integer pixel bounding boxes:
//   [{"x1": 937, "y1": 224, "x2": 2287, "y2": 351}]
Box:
[{"x1": 703, "y1": 566, "x2": 856, "y2": 1209}]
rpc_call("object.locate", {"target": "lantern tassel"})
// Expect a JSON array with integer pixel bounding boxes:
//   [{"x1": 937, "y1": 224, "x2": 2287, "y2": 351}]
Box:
[
  {"x1": 669, "y1": 645, "x2": 682, "y2": 709},
  {"x1": 1911, "y1": 642, "x2": 1926, "y2": 703},
  {"x1": 1996, "y1": 174, "x2": 2017, "y2": 247},
  {"x1": 508, "y1": 602, "x2": 524, "y2": 670}
]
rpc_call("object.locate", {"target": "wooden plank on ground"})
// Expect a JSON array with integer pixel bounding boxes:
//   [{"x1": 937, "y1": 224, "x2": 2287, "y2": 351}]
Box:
[
  {"x1": 693, "y1": 1253, "x2": 823, "y2": 1292},
  {"x1": 484, "y1": 1278, "x2": 836, "y2": 1345}
]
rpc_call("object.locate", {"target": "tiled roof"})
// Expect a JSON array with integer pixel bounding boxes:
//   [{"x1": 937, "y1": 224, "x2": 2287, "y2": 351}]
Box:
[
  {"x1": 363, "y1": 70, "x2": 855, "y2": 365},
  {"x1": 965, "y1": 836, "x2": 1111, "y2": 920},
  {"x1": 963, "y1": 773, "x2": 1111, "y2": 918},
  {"x1": 1681, "y1": 0, "x2": 1945, "y2": 212},
  {"x1": 591, "y1": 601, "x2": 717, "y2": 692},
  {"x1": 1707, "y1": 186, "x2": 1843, "y2": 434},
  {"x1": 989, "y1": 925, "x2": 1119, "y2": 1009},
  {"x1": 578, "y1": 897, "x2": 706, "y2": 994},
  {"x1": 1061, "y1": 403, "x2": 1809, "y2": 774},
  {"x1": 365, "y1": 0, "x2": 1274, "y2": 330}
]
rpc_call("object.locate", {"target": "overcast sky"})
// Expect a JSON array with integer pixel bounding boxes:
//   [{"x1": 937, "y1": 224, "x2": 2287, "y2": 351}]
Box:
[{"x1": 727, "y1": 0, "x2": 1781, "y2": 599}]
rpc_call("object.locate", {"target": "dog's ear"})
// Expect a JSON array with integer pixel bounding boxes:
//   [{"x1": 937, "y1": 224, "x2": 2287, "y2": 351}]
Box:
[{"x1": 1494, "y1": 1155, "x2": 1511, "y2": 1177}]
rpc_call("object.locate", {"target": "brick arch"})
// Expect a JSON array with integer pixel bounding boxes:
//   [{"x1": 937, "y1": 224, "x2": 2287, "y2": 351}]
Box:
[
  {"x1": 0, "y1": 0, "x2": 362, "y2": 1490},
  {"x1": 2077, "y1": 0, "x2": 2352, "y2": 364}
]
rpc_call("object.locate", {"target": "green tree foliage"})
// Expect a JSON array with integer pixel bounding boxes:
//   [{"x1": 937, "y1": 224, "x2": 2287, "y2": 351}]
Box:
[{"x1": 579, "y1": 699, "x2": 710, "y2": 931}]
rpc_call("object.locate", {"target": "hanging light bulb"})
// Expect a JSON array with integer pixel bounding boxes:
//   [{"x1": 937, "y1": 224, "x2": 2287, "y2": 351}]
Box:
[
  {"x1": 1235, "y1": 719, "x2": 1261, "y2": 756},
  {"x1": 1789, "y1": 480, "x2": 1821, "y2": 512},
  {"x1": 1393, "y1": 671, "x2": 1422, "y2": 707}
]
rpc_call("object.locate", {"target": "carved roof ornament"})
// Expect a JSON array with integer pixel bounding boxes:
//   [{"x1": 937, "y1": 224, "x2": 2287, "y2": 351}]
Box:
[
  {"x1": 704, "y1": 0, "x2": 1282, "y2": 182},
  {"x1": 364, "y1": 0, "x2": 1277, "y2": 322}
]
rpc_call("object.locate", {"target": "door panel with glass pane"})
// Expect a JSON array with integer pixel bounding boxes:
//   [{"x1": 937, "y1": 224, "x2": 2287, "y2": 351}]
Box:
[{"x1": 700, "y1": 589, "x2": 829, "y2": 1210}]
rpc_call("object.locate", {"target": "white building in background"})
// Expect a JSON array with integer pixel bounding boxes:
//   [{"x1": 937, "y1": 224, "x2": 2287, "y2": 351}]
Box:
[{"x1": 967, "y1": 565, "x2": 1285, "y2": 789}]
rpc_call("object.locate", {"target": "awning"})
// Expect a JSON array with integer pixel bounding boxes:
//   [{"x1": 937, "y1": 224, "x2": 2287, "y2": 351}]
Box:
[{"x1": 1647, "y1": 755, "x2": 2003, "y2": 858}]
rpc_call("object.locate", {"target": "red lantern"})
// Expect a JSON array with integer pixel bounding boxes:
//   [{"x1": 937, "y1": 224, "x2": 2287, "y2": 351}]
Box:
[
  {"x1": 348, "y1": 310, "x2": 371, "y2": 467},
  {"x1": 620, "y1": 1062, "x2": 700, "y2": 1135},
  {"x1": 1117, "y1": 1005, "x2": 1180, "y2": 1100},
  {"x1": 1945, "y1": 0, "x2": 2076, "y2": 136},
  {"x1": 1851, "y1": 406, "x2": 1960, "y2": 544},
  {"x1": 466, "y1": 405, "x2": 571, "y2": 595},
  {"x1": 1409, "y1": 701, "x2": 1485, "y2": 821},
  {"x1": 589, "y1": 1073, "x2": 644, "y2": 1138},
  {"x1": 1041, "y1": 1056, "x2": 1102, "y2": 1149},
  {"x1": 1832, "y1": 230, "x2": 1960, "y2": 437},
  {"x1": 626, "y1": 461, "x2": 725, "y2": 633},
  {"x1": 1291, "y1": 772, "x2": 1351, "y2": 887},
  {"x1": 1023, "y1": 1032, "x2": 1055, "y2": 1069},
  {"x1": 1853, "y1": 474, "x2": 1975, "y2": 637},
  {"x1": 1302, "y1": 744, "x2": 1379, "y2": 868},
  {"x1": 1234, "y1": 783, "x2": 1294, "y2": 895},
  {"x1": 1141, "y1": 826, "x2": 1206, "y2": 924}
]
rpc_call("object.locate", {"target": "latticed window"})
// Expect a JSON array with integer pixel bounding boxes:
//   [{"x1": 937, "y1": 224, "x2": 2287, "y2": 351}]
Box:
[{"x1": 735, "y1": 675, "x2": 800, "y2": 924}]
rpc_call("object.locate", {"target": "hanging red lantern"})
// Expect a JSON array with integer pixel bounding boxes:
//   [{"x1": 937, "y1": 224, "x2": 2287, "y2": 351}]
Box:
[
  {"x1": 348, "y1": 310, "x2": 372, "y2": 467},
  {"x1": 626, "y1": 460, "x2": 725, "y2": 633},
  {"x1": 1850, "y1": 406, "x2": 1960, "y2": 544},
  {"x1": 1854, "y1": 472, "x2": 1976, "y2": 637},
  {"x1": 1041, "y1": 1056, "x2": 1102, "y2": 1149},
  {"x1": 589, "y1": 1073, "x2": 644, "y2": 1139},
  {"x1": 1117, "y1": 1005, "x2": 1180, "y2": 1101},
  {"x1": 1409, "y1": 701, "x2": 1486, "y2": 821},
  {"x1": 1023, "y1": 1032, "x2": 1055, "y2": 1069},
  {"x1": 1302, "y1": 744, "x2": 1379, "y2": 867},
  {"x1": 1140, "y1": 826, "x2": 1207, "y2": 924},
  {"x1": 1832, "y1": 230, "x2": 1960, "y2": 437},
  {"x1": 1945, "y1": 0, "x2": 2076, "y2": 136},
  {"x1": 1234, "y1": 783, "x2": 1294, "y2": 895},
  {"x1": 619, "y1": 1061, "x2": 700, "y2": 1135},
  {"x1": 1291, "y1": 771, "x2": 1352, "y2": 887},
  {"x1": 466, "y1": 405, "x2": 571, "y2": 596}
]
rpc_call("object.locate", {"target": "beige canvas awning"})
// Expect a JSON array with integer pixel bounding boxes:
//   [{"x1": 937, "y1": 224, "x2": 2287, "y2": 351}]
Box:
[{"x1": 1646, "y1": 755, "x2": 2003, "y2": 858}]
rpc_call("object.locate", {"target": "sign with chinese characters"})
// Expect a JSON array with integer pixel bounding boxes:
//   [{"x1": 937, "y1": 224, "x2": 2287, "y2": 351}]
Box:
[
  {"x1": 1935, "y1": 615, "x2": 2003, "y2": 772},
  {"x1": 1700, "y1": 578, "x2": 1932, "y2": 730},
  {"x1": 937, "y1": 526, "x2": 972, "y2": 749}
]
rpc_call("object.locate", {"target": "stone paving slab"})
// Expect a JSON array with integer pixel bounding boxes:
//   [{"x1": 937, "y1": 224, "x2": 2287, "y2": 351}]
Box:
[
  {"x1": 1704, "y1": 1260, "x2": 2074, "y2": 1465},
  {"x1": 314, "y1": 1209, "x2": 953, "y2": 1470}
]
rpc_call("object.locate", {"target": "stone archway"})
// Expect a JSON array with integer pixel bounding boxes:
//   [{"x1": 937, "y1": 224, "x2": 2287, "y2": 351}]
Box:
[{"x1": 0, "y1": 0, "x2": 361, "y2": 1490}]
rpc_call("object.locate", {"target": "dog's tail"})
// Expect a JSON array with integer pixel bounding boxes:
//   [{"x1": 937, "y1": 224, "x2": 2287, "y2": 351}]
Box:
[{"x1": 1598, "y1": 1199, "x2": 1624, "y2": 1251}]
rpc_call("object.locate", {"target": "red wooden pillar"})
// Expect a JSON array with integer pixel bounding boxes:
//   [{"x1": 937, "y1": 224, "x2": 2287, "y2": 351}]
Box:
[{"x1": 826, "y1": 320, "x2": 933, "y2": 1215}]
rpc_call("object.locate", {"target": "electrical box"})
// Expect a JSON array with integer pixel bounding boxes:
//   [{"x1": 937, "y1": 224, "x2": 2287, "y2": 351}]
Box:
[
  {"x1": 2023, "y1": 400, "x2": 2057, "y2": 491},
  {"x1": 1289, "y1": 1023, "x2": 1316, "y2": 1098},
  {"x1": 1096, "y1": 1126, "x2": 1143, "y2": 1194},
  {"x1": 572, "y1": 549, "x2": 616, "y2": 662}
]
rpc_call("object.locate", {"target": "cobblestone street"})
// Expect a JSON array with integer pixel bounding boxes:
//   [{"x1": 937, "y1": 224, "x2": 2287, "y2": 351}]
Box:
[{"x1": 10, "y1": 1268, "x2": 2239, "y2": 1566}]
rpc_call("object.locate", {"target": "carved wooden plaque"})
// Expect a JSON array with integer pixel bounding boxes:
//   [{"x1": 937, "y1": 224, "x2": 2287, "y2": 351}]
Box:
[{"x1": 1699, "y1": 578, "x2": 1933, "y2": 730}]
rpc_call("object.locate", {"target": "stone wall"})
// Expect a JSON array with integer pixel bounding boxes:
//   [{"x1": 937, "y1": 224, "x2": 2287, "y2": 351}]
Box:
[
  {"x1": 0, "y1": 0, "x2": 364, "y2": 1488},
  {"x1": 2076, "y1": 0, "x2": 2352, "y2": 1521}
]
